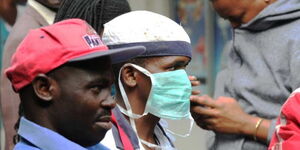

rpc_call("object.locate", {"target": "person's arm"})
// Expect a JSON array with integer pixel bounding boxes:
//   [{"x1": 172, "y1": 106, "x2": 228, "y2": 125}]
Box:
[
  {"x1": 239, "y1": 114, "x2": 271, "y2": 142},
  {"x1": 190, "y1": 95, "x2": 271, "y2": 143}
]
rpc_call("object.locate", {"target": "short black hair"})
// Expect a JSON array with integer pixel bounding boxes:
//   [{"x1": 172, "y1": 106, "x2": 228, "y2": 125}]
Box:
[{"x1": 55, "y1": 0, "x2": 131, "y2": 33}]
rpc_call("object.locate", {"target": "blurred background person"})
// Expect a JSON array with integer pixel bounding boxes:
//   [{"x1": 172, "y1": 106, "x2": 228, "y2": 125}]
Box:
[
  {"x1": 0, "y1": 0, "x2": 27, "y2": 26},
  {"x1": 191, "y1": 0, "x2": 300, "y2": 150},
  {"x1": 0, "y1": 0, "x2": 62, "y2": 149},
  {"x1": 54, "y1": 0, "x2": 131, "y2": 34}
]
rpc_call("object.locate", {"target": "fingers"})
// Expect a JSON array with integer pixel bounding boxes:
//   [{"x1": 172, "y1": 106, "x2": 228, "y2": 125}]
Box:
[
  {"x1": 190, "y1": 95, "x2": 219, "y2": 108},
  {"x1": 191, "y1": 104, "x2": 216, "y2": 117},
  {"x1": 192, "y1": 90, "x2": 201, "y2": 95},
  {"x1": 188, "y1": 75, "x2": 201, "y2": 95},
  {"x1": 191, "y1": 99, "x2": 217, "y2": 130},
  {"x1": 191, "y1": 80, "x2": 200, "y2": 86},
  {"x1": 197, "y1": 118, "x2": 217, "y2": 131},
  {"x1": 191, "y1": 111, "x2": 214, "y2": 130},
  {"x1": 189, "y1": 75, "x2": 200, "y2": 87},
  {"x1": 188, "y1": 75, "x2": 197, "y2": 81}
]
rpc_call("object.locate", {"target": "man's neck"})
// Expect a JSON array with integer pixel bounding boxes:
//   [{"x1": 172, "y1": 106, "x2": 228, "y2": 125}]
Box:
[
  {"x1": 135, "y1": 114, "x2": 159, "y2": 141},
  {"x1": 115, "y1": 92, "x2": 160, "y2": 146}
]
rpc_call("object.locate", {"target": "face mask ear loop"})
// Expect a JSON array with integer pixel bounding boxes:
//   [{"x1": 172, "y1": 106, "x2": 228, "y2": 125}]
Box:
[
  {"x1": 119, "y1": 63, "x2": 165, "y2": 148},
  {"x1": 129, "y1": 63, "x2": 153, "y2": 77},
  {"x1": 118, "y1": 65, "x2": 136, "y2": 118},
  {"x1": 166, "y1": 114, "x2": 194, "y2": 138},
  {"x1": 118, "y1": 64, "x2": 141, "y2": 134},
  {"x1": 117, "y1": 105, "x2": 143, "y2": 119},
  {"x1": 118, "y1": 63, "x2": 154, "y2": 118},
  {"x1": 126, "y1": 63, "x2": 155, "y2": 113}
]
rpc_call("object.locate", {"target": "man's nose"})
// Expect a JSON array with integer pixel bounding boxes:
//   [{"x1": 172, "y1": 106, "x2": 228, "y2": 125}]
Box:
[{"x1": 101, "y1": 95, "x2": 116, "y2": 109}]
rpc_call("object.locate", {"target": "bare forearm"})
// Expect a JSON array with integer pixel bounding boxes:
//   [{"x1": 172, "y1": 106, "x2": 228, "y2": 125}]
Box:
[
  {"x1": 191, "y1": 95, "x2": 272, "y2": 143},
  {"x1": 240, "y1": 116, "x2": 271, "y2": 143}
]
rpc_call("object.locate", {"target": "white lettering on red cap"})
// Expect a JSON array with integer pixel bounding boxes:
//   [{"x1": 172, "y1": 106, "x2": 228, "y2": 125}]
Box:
[
  {"x1": 83, "y1": 34, "x2": 103, "y2": 48},
  {"x1": 83, "y1": 24, "x2": 104, "y2": 48}
]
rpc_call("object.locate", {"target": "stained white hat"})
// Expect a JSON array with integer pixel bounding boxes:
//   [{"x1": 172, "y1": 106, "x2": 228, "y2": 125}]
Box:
[{"x1": 102, "y1": 10, "x2": 192, "y2": 58}]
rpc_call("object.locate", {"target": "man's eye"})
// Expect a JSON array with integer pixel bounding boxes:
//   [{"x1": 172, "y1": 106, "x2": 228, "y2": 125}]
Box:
[
  {"x1": 90, "y1": 85, "x2": 103, "y2": 93},
  {"x1": 167, "y1": 66, "x2": 176, "y2": 71},
  {"x1": 167, "y1": 64, "x2": 187, "y2": 71},
  {"x1": 167, "y1": 66, "x2": 181, "y2": 71}
]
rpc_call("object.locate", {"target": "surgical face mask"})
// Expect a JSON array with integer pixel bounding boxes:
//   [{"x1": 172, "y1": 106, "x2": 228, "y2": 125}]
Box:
[
  {"x1": 117, "y1": 63, "x2": 194, "y2": 149},
  {"x1": 118, "y1": 63, "x2": 192, "y2": 120}
]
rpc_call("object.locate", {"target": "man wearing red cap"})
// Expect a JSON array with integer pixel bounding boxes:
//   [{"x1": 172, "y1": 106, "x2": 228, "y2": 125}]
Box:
[{"x1": 4, "y1": 18, "x2": 145, "y2": 150}]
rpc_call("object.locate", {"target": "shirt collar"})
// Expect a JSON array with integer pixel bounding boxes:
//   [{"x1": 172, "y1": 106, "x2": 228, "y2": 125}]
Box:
[
  {"x1": 112, "y1": 107, "x2": 175, "y2": 149},
  {"x1": 18, "y1": 117, "x2": 102, "y2": 150},
  {"x1": 112, "y1": 107, "x2": 140, "y2": 149},
  {"x1": 27, "y1": 0, "x2": 56, "y2": 24}
]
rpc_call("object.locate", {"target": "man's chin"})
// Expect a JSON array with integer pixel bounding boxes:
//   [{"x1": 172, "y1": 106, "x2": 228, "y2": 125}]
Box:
[
  {"x1": 95, "y1": 121, "x2": 113, "y2": 131},
  {"x1": 80, "y1": 135, "x2": 106, "y2": 147}
]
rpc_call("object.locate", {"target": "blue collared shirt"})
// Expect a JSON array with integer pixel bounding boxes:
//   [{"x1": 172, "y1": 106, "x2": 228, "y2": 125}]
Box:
[{"x1": 14, "y1": 117, "x2": 109, "y2": 150}]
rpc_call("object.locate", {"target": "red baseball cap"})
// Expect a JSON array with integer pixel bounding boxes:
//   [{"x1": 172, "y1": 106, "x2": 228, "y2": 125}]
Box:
[{"x1": 5, "y1": 19, "x2": 145, "y2": 92}]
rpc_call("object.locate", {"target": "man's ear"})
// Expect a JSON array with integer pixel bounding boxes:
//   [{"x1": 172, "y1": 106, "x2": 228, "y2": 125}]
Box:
[
  {"x1": 32, "y1": 74, "x2": 56, "y2": 101},
  {"x1": 121, "y1": 65, "x2": 138, "y2": 87}
]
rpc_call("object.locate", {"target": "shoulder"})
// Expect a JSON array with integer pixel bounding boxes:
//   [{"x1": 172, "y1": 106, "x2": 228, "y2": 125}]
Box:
[
  {"x1": 280, "y1": 19, "x2": 300, "y2": 41},
  {"x1": 6, "y1": 6, "x2": 43, "y2": 42},
  {"x1": 87, "y1": 143, "x2": 110, "y2": 150},
  {"x1": 14, "y1": 141, "x2": 40, "y2": 150},
  {"x1": 2, "y1": 5, "x2": 47, "y2": 68},
  {"x1": 7, "y1": 4, "x2": 49, "y2": 41}
]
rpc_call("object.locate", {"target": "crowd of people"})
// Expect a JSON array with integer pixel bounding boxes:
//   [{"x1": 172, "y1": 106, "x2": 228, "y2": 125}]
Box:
[{"x1": 1, "y1": 0, "x2": 300, "y2": 150}]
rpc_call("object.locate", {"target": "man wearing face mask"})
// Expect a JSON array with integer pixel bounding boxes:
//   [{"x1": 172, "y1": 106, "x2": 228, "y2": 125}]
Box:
[
  {"x1": 0, "y1": 0, "x2": 61, "y2": 149},
  {"x1": 100, "y1": 11, "x2": 199, "y2": 150},
  {"x1": 190, "y1": 0, "x2": 300, "y2": 150}
]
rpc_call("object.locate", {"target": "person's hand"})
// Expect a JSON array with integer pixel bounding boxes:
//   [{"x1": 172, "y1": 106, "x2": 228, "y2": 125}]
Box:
[
  {"x1": 190, "y1": 95, "x2": 253, "y2": 135},
  {"x1": 188, "y1": 75, "x2": 201, "y2": 95}
]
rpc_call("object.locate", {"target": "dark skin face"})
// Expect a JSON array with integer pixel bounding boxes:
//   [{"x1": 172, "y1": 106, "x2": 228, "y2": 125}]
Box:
[
  {"x1": 117, "y1": 55, "x2": 190, "y2": 149},
  {"x1": 115, "y1": 55, "x2": 191, "y2": 150},
  {"x1": 122, "y1": 56, "x2": 191, "y2": 115},
  {"x1": 211, "y1": 0, "x2": 273, "y2": 28},
  {"x1": 32, "y1": 57, "x2": 115, "y2": 147}
]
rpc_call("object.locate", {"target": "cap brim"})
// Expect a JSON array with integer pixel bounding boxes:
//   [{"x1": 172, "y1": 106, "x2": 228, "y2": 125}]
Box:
[{"x1": 69, "y1": 46, "x2": 146, "y2": 64}]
